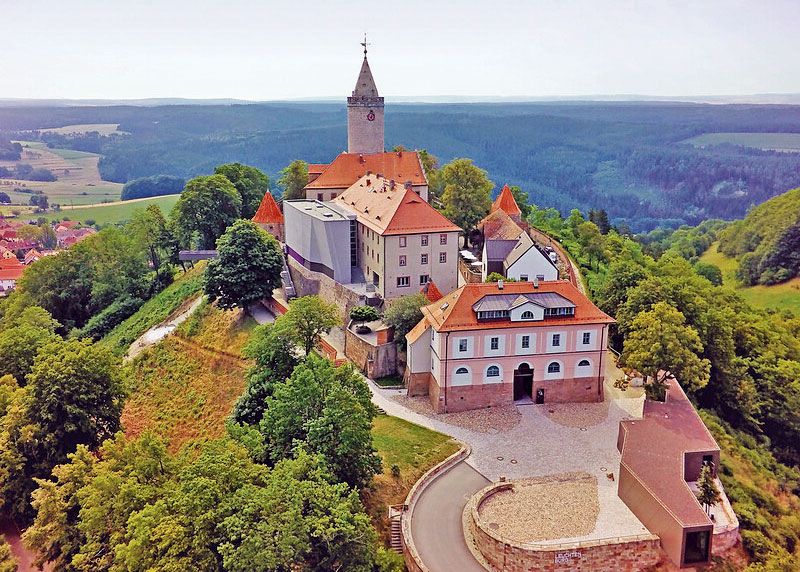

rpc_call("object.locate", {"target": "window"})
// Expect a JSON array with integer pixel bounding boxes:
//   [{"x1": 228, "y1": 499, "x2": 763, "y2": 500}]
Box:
[
  {"x1": 397, "y1": 276, "x2": 410, "y2": 287},
  {"x1": 455, "y1": 367, "x2": 469, "y2": 375},
  {"x1": 399, "y1": 236, "x2": 407, "y2": 248},
  {"x1": 547, "y1": 362, "x2": 561, "y2": 374},
  {"x1": 458, "y1": 339, "x2": 468, "y2": 352},
  {"x1": 440, "y1": 234, "x2": 448, "y2": 245},
  {"x1": 377, "y1": 253, "x2": 380, "y2": 263},
  {"x1": 399, "y1": 255, "x2": 407, "y2": 266},
  {"x1": 421, "y1": 253, "x2": 428, "y2": 265},
  {"x1": 439, "y1": 252, "x2": 447, "y2": 263},
  {"x1": 582, "y1": 332, "x2": 591, "y2": 345},
  {"x1": 330, "y1": 193, "x2": 337, "y2": 199},
  {"x1": 552, "y1": 333, "x2": 561, "y2": 347},
  {"x1": 521, "y1": 335, "x2": 530, "y2": 349},
  {"x1": 317, "y1": 193, "x2": 323, "y2": 201},
  {"x1": 536, "y1": 274, "x2": 545, "y2": 280},
  {"x1": 520, "y1": 274, "x2": 529, "y2": 282},
  {"x1": 419, "y1": 274, "x2": 429, "y2": 285},
  {"x1": 578, "y1": 359, "x2": 591, "y2": 367},
  {"x1": 486, "y1": 365, "x2": 500, "y2": 377},
  {"x1": 490, "y1": 337, "x2": 499, "y2": 350},
  {"x1": 421, "y1": 234, "x2": 429, "y2": 246},
  {"x1": 520, "y1": 310, "x2": 535, "y2": 319}
]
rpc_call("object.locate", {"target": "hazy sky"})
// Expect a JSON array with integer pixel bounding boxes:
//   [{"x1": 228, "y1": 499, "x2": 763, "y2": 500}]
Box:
[{"x1": 3, "y1": 0, "x2": 800, "y2": 100}]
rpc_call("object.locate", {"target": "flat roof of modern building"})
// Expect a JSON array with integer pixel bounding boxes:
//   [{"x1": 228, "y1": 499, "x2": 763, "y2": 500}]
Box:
[
  {"x1": 618, "y1": 381, "x2": 719, "y2": 528},
  {"x1": 285, "y1": 199, "x2": 355, "y2": 222}
]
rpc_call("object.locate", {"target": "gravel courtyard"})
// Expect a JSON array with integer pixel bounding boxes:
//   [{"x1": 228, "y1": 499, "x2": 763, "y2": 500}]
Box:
[
  {"x1": 478, "y1": 472, "x2": 600, "y2": 543},
  {"x1": 371, "y1": 354, "x2": 652, "y2": 542}
]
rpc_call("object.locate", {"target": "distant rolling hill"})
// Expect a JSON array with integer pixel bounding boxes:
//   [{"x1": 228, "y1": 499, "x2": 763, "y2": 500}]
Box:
[{"x1": 4, "y1": 101, "x2": 800, "y2": 231}]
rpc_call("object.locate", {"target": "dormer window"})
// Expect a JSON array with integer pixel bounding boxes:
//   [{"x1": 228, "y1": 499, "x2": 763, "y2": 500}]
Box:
[{"x1": 520, "y1": 310, "x2": 535, "y2": 320}]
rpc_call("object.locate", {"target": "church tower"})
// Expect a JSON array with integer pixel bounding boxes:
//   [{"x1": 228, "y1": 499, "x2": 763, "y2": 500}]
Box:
[{"x1": 347, "y1": 37, "x2": 384, "y2": 154}]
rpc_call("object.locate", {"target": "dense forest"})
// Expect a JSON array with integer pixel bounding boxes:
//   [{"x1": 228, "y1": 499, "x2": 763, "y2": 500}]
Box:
[
  {"x1": 718, "y1": 187, "x2": 800, "y2": 285},
  {"x1": 3, "y1": 102, "x2": 800, "y2": 230}
]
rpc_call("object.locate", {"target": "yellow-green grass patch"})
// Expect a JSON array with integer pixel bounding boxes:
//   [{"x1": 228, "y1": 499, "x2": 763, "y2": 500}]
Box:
[
  {"x1": 700, "y1": 242, "x2": 800, "y2": 314},
  {"x1": 39, "y1": 195, "x2": 180, "y2": 224}
]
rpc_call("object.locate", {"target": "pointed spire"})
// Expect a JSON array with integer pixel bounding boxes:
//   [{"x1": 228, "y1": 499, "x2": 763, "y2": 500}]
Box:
[
  {"x1": 352, "y1": 35, "x2": 379, "y2": 98},
  {"x1": 491, "y1": 184, "x2": 522, "y2": 218}
]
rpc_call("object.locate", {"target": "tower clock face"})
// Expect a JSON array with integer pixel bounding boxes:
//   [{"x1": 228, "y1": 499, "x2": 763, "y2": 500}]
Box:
[{"x1": 367, "y1": 110, "x2": 375, "y2": 122}]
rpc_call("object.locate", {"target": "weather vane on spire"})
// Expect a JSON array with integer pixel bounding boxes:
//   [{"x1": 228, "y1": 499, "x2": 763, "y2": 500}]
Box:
[{"x1": 361, "y1": 34, "x2": 370, "y2": 57}]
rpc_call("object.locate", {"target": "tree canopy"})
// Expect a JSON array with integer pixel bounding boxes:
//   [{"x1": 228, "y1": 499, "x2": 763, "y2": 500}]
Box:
[
  {"x1": 281, "y1": 296, "x2": 340, "y2": 356},
  {"x1": 215, "y1": 163, "x2": 270, "y2": 219},
  {"x1": 171, "y1": 174, "x2": 242, "y2": 249},
  {"x1": 383, "y1": 293, "x2": 427, "y2": 348},
  {"x1": 204, "y1": 220, "x2": 284, "y2": 310},
  {"x1": 278, "y1": 160, "x2": 309, "y2": 201},
  {"x1": 439, "y1": 158, "x2": 493, "y2": 233}
]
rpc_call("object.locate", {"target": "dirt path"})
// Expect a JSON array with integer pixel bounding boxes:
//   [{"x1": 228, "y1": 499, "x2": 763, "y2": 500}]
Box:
[
  {"x1": 125, "y1": 296, "x2": 204, "y2": 361},
  {"x1": 528, "y1": 226, "x2": 586, "y2": 294}
]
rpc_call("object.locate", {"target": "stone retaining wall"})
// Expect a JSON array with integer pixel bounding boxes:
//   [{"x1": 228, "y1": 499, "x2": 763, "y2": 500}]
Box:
[
  {"x1": 467, "y1": 481, "x2": 662, "y2": 572},
  {"x1": 401, "y1": 444, "x2": 471, "y2": 572},
  {"x1": 287, "y1": 257, "x2": 365, "y2": 321},
  {"x1": 345, "y1": 328, "x2": 397, "y2": 379}
]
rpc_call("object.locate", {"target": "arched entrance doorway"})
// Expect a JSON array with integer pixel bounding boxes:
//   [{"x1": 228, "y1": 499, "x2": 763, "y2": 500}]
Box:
[{"x1": 513, "y1": 363, "x2": 534, "y2": 402}]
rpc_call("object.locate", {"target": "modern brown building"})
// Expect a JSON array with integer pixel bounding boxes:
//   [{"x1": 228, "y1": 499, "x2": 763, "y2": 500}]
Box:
[{"x1": 617, "y1": 381, "x2": 738, "y2": 568}]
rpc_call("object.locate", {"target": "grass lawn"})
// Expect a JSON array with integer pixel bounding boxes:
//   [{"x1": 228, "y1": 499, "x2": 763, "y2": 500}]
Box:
[
  {"x1": 122, "y1": 302, "x2": 254, "y2": 453},
  {"x1": 365, "y1": 414, "x2": 460, "y2": 541},
  {"x1": 40, "y1": 195, "x2": 180, "y2": 224},
  {"x1": 699, "y1": 242, "x2": 800, "y2": 314},
  {"x1": 373, "y1": 374, "x2": 404, "y2": 387}
]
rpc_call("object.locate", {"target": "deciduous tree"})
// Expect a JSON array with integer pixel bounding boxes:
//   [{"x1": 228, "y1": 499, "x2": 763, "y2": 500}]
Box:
[
  {"x1": 215, "y1": 162, "x2": 270, "y2": 219},
  {"x1": 439, "y1": 158, "x2": 493, "y2": 233},
  {"x1": 696, "y1": 464, "x2": 721, "y2": 515},
  {"x1": 171, "y1": 174, "x2": 242, "y2": 249},
  {"x1": 383, "y1": 293, "x2": 427, "y2": 348},
  {"x1": 278, "y1": 159, "x2": 309, "y2": 201},
  {"x1": 621, "y1": 301, "x2": 711, "y2": 400},
  {"x1": 0, "y1": 306, "x2": 60, "y2": 383},
  {"x1": 282, "y1": 295, "x2": 340, "y2": 356},
  {"x1": 204, "y1": 220, "x2": 283, "y2": 310}
]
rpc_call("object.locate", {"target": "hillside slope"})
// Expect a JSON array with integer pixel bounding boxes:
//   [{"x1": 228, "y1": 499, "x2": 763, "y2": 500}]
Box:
[{"x1": 718, "y1": 187, "x2": 800, "y2": 285}]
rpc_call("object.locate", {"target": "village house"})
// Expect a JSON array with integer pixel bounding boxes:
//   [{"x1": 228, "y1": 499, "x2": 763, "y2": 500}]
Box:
[
  {"x1": 0, "y1": 255, "x2": 24, "y2": 296},
  {"x1": 405, "y1": 279, "x2": 614, "y2": 413},
  {"x1": 478, "y1": 185, "x2": 558, "y2": 282}
]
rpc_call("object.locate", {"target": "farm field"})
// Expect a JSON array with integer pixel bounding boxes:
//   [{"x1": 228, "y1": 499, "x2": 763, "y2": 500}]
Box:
[
  {"x1": 37, "y1": 194, "x2": 180, "y2": 224},
  {"x1": 699, "y1": 242, "x2": 800, "y2": 314},
  {"x1": 0, "y1": 140, "x2": 123, "y2": 210},
  {"x1": 684, "y1": 132, "x2": 800, "y2": 152},
  {"x1": 39, "y1": 122, "x2": 125, "y2": 136}
]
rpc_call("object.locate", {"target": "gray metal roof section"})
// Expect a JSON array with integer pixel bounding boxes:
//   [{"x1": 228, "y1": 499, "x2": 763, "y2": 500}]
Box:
[
  {"x1": 484, "y1": 239, "x2": 517, "y2": 261},
  {"x1": 472, "y1": 291, "x2": 576, "y2": 312},
  {"x1": 502, "y1": 232, "x2": 534, "y2": 268}
]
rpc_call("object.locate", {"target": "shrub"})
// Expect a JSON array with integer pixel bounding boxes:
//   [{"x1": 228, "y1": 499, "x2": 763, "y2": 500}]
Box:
[{"x1": 75, "y1": 296, "x2": 145, "y2": 340}]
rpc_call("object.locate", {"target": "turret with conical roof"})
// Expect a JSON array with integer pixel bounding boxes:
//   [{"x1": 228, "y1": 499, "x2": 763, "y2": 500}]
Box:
[{"x1": 347, "y1": 36, "x2": 384, "y2": 154}]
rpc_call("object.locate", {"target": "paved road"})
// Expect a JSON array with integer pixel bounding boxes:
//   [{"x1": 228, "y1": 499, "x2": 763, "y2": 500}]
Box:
[{"x1": 411, "y1": 461, "x2": 490, "y2": 572}]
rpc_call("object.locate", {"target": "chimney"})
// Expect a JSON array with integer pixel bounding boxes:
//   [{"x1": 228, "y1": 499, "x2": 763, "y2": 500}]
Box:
[
  {"x1": 390, "y1": 179, "x2": 396, "y2": 191},
  {"x1": 359, "y1": 154, "x2": 365, "y2": 164},
  {"x1": 498, "y1": 279, "x2": 504, "y2": 290},
  {"x1": 405, "y1": 180, "x2": 413, "y2": 191},
  {"x1": 366, "y1": 178, "x2": 371, "y2": 186},
  {"x1": 533, "y1": 277, "x2": 539, "y2": 289}
]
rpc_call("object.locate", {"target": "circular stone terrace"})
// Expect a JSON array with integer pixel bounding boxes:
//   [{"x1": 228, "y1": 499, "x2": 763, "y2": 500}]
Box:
[{"x1": 476, "y1": 472, "x2": 600, "y2": 543}]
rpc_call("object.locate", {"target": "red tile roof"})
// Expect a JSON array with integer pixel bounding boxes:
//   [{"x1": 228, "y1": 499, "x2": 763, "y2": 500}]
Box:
[
  {"x1": 421, "y1": 280, "x2": 444, "y2": 303},
  {"x1": 618, "y1": 381, "x2": 719, "y2": 527},
  {"x1": 421, "y1": 280, "x2": 613, "y2": 332},
  {"x1": 305, "y1": 151, "x2": 427, "y2": 190},
  {"x1": 0, "y1": 265, "x2": 23, "y2": 280},
  {"x1": 0, "y1": 257, "x2": 23, "y2": 270},
  {"x1": 479, "y1": 208, "x2": 525, "y2": 241},
  {"x1": 308, "y1": 163, "x2": 328, "y2": 175},
  {"x1": 252, "y1": 192, "x2": 284, "y2": 225},
  {"x1": 491, "y1": 184, "x2": 522, "y2": 217},
  {"x1": 335, "y1": 175, "x2": 460, "y2": 236}
]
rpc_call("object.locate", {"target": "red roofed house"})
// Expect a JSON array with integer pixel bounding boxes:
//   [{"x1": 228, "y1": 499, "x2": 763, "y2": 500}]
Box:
[
  {"x1": 477, "y1": 185, "x2": 557, "y2": 283},
  {"x1": 617, "y1": 381, "x2": 739, "y2": 567},
  {"x1": 252, "y1": 192, "x2": 285, "y2": 242},
  {"x1": 0, "y1": 256, "x2": 24, "y2": 296},
  {"x1": 284, "y1": 174, "x2": 461, "y2": 301},
  {"x1": 420, "y1": 280, "x2": 443, "y2": 303},
  {"x1": 405, "y1": 280, "x2": 614, "y2": 412}
]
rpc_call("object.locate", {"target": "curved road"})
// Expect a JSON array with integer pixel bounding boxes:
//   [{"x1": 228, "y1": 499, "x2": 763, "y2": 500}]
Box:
[{"x1": 410, "y1": 461, "x2": 490, "y2": 572}]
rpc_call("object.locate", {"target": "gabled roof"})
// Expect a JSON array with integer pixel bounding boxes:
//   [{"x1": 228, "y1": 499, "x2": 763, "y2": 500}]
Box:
[
  {"x1": 421, "y1": 280, "x2": 444, "y2": 303},
  {"x1": 308, "y1": 163, "x2": 328, "y2": 175},
  {"x1": 0, "y1": 265, "x2": 23, "y2": 280},
  {"x1": 479, "y1": 209, "x2": 524, "y2": 241},
  {"x1": 334, "y1": 175, "x2": 460, "y2": 236},
  {"x1": 491, "y1": 184, "x2": 522, "y2": 218},
  {"x1": 484, "y1": 239, "x2": 517, "y2": 262},
  {"x1": 0, "y1": 257, "x2": 22, "y2": 270},
  {"x1": 421, "y1": 280, "x2": 613, "y2": 332},
  {"x1": 305, "y1": 151, "x2": 427, "y2": 190},
  {"x1": 618, "y1": 381, "x2": 720, "y2": 528},
  {"x1": 252, "y1": 192, "x2": 284, "y2": 225},
  {"x1": 405, "y1": 316, "x2": 430, "y2": 344}
]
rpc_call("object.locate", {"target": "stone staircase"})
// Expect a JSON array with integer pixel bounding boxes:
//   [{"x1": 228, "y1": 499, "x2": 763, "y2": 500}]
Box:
[
  {"x1": 388, "y1": 505, "x2": 404, "y2": 553},
  {"x1": 280, "y1": 254, "x2": 296, "y2": 299}
]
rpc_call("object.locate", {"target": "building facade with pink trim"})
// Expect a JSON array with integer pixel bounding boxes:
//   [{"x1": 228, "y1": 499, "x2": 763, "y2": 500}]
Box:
[{"x1": 406, "y1": 280, "x2": 614, "y2": 413}]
